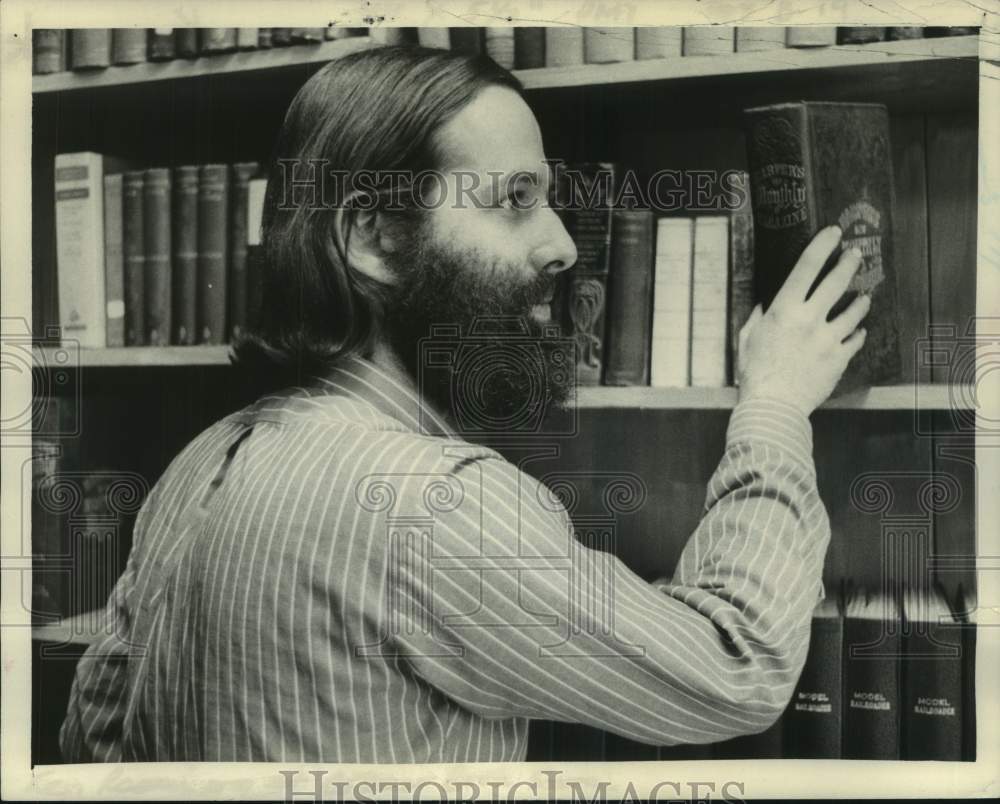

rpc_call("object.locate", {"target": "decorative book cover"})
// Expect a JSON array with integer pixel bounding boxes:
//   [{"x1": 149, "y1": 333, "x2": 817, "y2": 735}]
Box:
[
  {"x1": 229, "y1": 162, "x2": 261, "y2": 341},
  {"x1": 843, "y1": 589, "x2": 900, "y2": 760},
  {"x1": 900, "y1": 586, "x2": 963, "y2": 760},
  {"x1": 143, "y1": 167, "x2": 172, "y2": 346},
  {"x1": 122, "y1": 169, "x2": 146, "y2": 345},
  {"x1": 557, "y1": 162, "x2": 618, "y2": 386},
  {"x1": 604, "y1": 209, "x2": 654, "y2": 386},
  {"x1": 743, "y1": 101, "x2": 901, "y2": 394},
  {"x1": 785, "y1": 595, "x2": 843, "y2": 758},
  {"x1": 197, "y1": 164, "x2": 230, "y2": 344},
  {"x1": 172, "y1": 165, "x2": 199, "y2": 345}
]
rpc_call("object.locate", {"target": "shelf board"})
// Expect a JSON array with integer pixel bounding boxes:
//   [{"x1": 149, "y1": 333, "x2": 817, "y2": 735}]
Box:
[
  {"x1": 574, "y1": 384, "x2": 973, "y2": 410},
  {"x1": 33, "y1": 348, "x2": 973, "y2": 410},
  {"x1": 34, "y1": 345, "x2": 232, "y2": 367},
  {"x1": 31, "y1": 610, "x2": 107, "y2": 646},
  {"x1": 32, "y1": 34, "x2": 979, "y2": 95}
]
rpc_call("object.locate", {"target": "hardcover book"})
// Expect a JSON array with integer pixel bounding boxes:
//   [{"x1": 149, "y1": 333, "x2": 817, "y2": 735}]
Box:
[
  {"x1": 103, "y1": 173, "x2": 125, "y2": 347},
  {"x1": 514, "y1": 27, "x2": 545, "y2": 69},
  {"x1": 690, "y1": 216, "x2": 729, "y2": 387},
  {"x1": 33, "y1": 29, "x2": 66, "y2": 74},
  {"x1": 70, "y1": 29, "x2": 111, "y2": 70},
  {"x1": 143, "y1": 167, "x2": 172, "y2": 346},
  {"x1": 172, "y1": 165, "x2": 200, "y2": 345},
  {"x1": 111, "y1": 28, "x2": 147, "y2": 65},
  {"x1": 743, "y1": 101, "x2": 901, "y2": 394},
  {"x1": 634, "y1": 27, "x2": 682, "y2": 59},
  {"x1": 682, "y1": 26, "x2": 735, "y2": 56},
  {"x1": 604, "y1": 209, "x2": 654, "y2": 385},
  {"x1": 545, "y1": 28, "x2": 584, "y2": 66},
  {"x1": 786, "y1": 27, "x2": 836, "y2": 47},
  {"x1": 197, "y1": 164, "x2": 230, "y2": 344},
  {"x1": 584, "y1": 27, "x2": 635, "y2": 63},
  {"x1": 148, "y1": 29, "x2": 176, "y2": 61},
  {"x1": 484, "y1": 28, "x2": 515, "y2": 68},
  {"x1": 650, "y1": 217, "x2": 693, "y2": 388},
  {"x1": 728, "y1": 171, "x2": 755, "y2": 385},
  {"x1": 735, "y1": 27, "x2": 786, "y2": 52},
  {"x1": 122, "y1": 169, "x2": 146, "y2": 345},
  {"x1": 229, "y1": 162, "x2": 261, "y2": 341}
]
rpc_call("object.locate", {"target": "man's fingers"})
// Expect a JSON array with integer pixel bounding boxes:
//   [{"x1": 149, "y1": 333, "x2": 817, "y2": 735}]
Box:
[
  {"x1": 772, "y1": 225, "x2": 842, "y2": 310},
  {"x1": 830, "y1": 292, "x2": 872, "y2": 341},
  {"x1": 808, "y1": 246, "x2": 864, "y2": 315},
  {"x1": 841, "y1": 325, "x2": 867, "y2": 358}
]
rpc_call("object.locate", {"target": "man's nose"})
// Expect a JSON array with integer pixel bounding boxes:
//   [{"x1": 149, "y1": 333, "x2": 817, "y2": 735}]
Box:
[{"x1": 536, "y1": 204, "x2": 578, "y2": 276}]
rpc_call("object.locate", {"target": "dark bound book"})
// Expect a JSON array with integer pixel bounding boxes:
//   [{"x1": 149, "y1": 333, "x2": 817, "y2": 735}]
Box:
[
  {"x1": 70, "y1": 29, "x2": 111, "y2": 70},
  {"x1": 197, "y1": 164, "x2": 230, "y2": 344},
  {"x1": 712, "y1": 717, "x2": 785, "y2": 759},
  {"x1": 604, "y1": 733, "x2": 658, "y2": 761},
  {"x1": 550, "y1": 722, "x2": 606, "y2": 761},
  {"x1": 450, "y1": 27, "x2": 483, "y2": 55},
  {"x1": 957, "y1": 584, "x2": 977, "y2": 761},
  {"x1": 33, "y1": 29, "x2": 66, "y2": 74},
  {"x1": 514, "y1": 27, "x2": 546, "y2": 68},
  {"x1": 172, "y1": 165, "x2": 199, "y2": 345},
  {"x1": 122, "y1": 170, "x2": 146, "y2": 345},
  {"x1": 837, "y1": 27, "x2": 886, "y2": 44},
  {"x1": 785, "y1": 595, "x2": 843, "y2": 758},
  {"x1": 743, "y1": 101, "x2": 901, "y2": 394},
  {"x1": 258, "y1": 28, "x2": 273, "y2": 49},
  {"x1": 843, "y1": 589, "x2": 900, "y2": 760},
  {"x1": 143, "y1": 167, "x2": 172, "y2": 346},
  {"x1": 887, "y1": 27, "x2": 923, "y2": 40},
  {"x1": 103, "y1": 173, "x2": 125, "y2": 348},
  {"x1": 111, "y1": 28, "x2": 147, "y2": 65},
  {"x1": 31, "y1": 434, "x2": 67, "y2": 622},
  {"x1": 148, "y1": 29, "x2": 176, "y2": 61},
  {"x1": 175, "y1": 28, "x2": 199, "y2": 58},
  {"x1": 728, "y1": 171, "x2": 754, "y2": 385},
  {"x1": 558, "y1": 162, "x2": 618, "y2": 386},
  {"x1": 228, "y1": 162, "x2": 260, "y2": 341},
  {"x1": 604, "y1": 209, "x2": 654, "y2": 385},
  {"x1": 900, "y1": 586, "x2": 963, "y2": 760},
  {"x1": 270, "y1": 28, "x2": 292, "y2": 46}
]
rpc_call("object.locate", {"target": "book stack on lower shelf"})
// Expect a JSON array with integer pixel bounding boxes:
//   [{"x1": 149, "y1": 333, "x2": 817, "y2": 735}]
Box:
[{"x1": 527, "y1": 582, "x2": 976, "y2": 762}]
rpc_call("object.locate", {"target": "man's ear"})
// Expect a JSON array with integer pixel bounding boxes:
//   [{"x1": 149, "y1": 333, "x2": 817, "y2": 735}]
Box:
[{"x1": 333, "y1": 194, "x2": 399, "y2": 285}]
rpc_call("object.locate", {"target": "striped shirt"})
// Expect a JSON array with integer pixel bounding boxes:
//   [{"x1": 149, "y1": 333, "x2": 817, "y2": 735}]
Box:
[{"x1": 59, "y1": 353, "x2": 830, "y2": 763}]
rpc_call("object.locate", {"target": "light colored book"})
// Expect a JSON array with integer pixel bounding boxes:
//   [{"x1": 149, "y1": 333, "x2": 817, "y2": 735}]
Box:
[
  {"x1": 484, "y1": 27, "x2": 515, "y2": 68},
  {"x1": 682, "y1": 26, "x2": 735, "y2": 56},
  {"x1": 102, "y1": 174, "x2": 125, "y2": 348},
  {"x1": 545, "y1": 28, "x2": 584, "y2": 66},
  {"x1": 417, "y1": 27, "x2": 450, "y2": 49},
  {"x1": 635, "y1": 26, "x2": 682, "y2": 59},
  {"x1": 650, "y1": 217, "x2": 693, "y2": 388},
  {"x1": 736, "y1": 27, "x2": 787, "y2": 51},
  {"x1": 584, "y1": 26, "x2": 635, "y2": 63},
  {"x1": 786, "y1": 26, "x2": 837, "y2": 47},
  {"x1": 247, "y1": 178, "x2": 267, "y2": 246},
  {"x1": 237, "y1": 28, "x2": 259, "y2": 49},
  {"x1": 691, "y1": 216, "x2": 729, "y2": 387}
]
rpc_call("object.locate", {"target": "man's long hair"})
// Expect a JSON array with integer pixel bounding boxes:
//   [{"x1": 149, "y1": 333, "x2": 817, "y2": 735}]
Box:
[{"x1": 232, "y1": 45, "x2": 523, "y2": 387}]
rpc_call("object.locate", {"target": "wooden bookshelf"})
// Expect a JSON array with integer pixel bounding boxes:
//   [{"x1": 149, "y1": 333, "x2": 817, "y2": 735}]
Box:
[{"x1": 32, "y1": 34, "x2": 978, "y2": 95}]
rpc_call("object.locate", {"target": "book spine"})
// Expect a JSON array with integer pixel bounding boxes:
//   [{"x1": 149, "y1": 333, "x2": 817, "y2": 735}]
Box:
[
  {"x1": 257, "y1": 28, "x2": 273, "y2": 48},
  {"x1": 583, "y1": 27, "x2": 635, "y2": 63},
  {"x1": 417, "y1": 28, "x2": 450, "y2": 49},
  {"x1": 197, "y1": 164, "x2": 230, "y2": 344},
  {"x1": 33, "y1": 29, "x2": 66, "y2": 74},
  {"x1": 200, "y1": 28, "x2": 238, "y2": 53},
  {"x1": 229, "y1": 162, "x2": 260, "y2": 341},
  {"x1": 562, "y1": 163, "x2": 616, "y2": 386},
  {"x1": 682, "y1": 26, "x2": 735, "y2": 56},
  {"x1": 484, "y1": 27, "x2": 515, "y2": 68},
  {"x1": 54, "y1": 152, "x2": 107, "y2": 348},
  {"x1": 650, "y1": 217, "x2": 693, "y2": 388},
  {"x1": 838, "y1": 27, "x2": 887, "y2": 44},
  {"x1": 514, "y1": 27, "x2": 546, "y2": 68},
  {"x1": 545, "y1": 28, "x2": 584, "y2": 66},
  {"x1": 369, "y1": 27, "x2": 409, "y2": 46},
  {"x1": 148, "y1": 28, "x2": 176, "y2": 61},
  {"x1": 172, "y1": 166, "x2": 200, "y2": 345},
  {"x1": 735, "y1": 26, "x2": 786, "y2": 51},
  {"x1": 143, "y1": 168, "x2": 172, "y2": 346},
  {"x1": 604, "y1": 209, "x2": 654, "y2": 385},
  {"x1": 843, "y1": 611, "x2": 901, "y2": 759},
  {"x1": 290, "y1": 28, "x2": 324, "y2": 43},
  {"x1": 174, "y1": 28, "x2": 199, "y2": 58},
  {"x1": 270, "y1": 28, "x2": 292, "y2": 47},
  {"x1": 786, "y1": 26, "x2": 837, "y2": 46},
  {"x1": 728, "y1": 173, "x2": 754, "y2": 385},
  {"x1": 901, "y1": 615, "x2": 963, "y2": 760},
  {"x1": 959, "y1": 588, "x2": 976, "y2": 761},
  {"x1": 450, "y1": 27, "x2": 483, "y2": 56},
  {"x1": 634, "y1": 26, "x2": 682, "y2": 59},
  {"x1": 122, "y1": 170, "x2": 146, "y2": 345},
  {"x1": 785, "y1": 614, "x2": 844, "y2": 758},
  {"x1": 103, "y1": 174, "x2": 125, "y2": 348},
  {"x1": 111, "y1": 28, "x2": 147, "y2": 65},
  {"x1": 31, "y1": 436, "x2": 68, "y2": 621},
  {"x1": 237, "y1": 28, "x2": 259, "y2": 50},
  {"x1": 70, "y1": 29, "x2": 111, "y2": 69},
  {"x1": 246, "y1": 177, "x2": 268, "y2": 330},
  {"x1": 690, "y1": 216, "x2": 729, "y2": 387}
]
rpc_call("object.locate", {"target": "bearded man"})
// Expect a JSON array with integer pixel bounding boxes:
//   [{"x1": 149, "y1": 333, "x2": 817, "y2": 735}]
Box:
[{"x1": 60, "y1": 45, "x2": 870, "y2": 763}]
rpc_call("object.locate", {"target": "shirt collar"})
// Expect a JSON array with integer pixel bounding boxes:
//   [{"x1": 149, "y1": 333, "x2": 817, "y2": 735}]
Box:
[{"x1": 310, "y1": 353, "x2": 458, "y2": 439}]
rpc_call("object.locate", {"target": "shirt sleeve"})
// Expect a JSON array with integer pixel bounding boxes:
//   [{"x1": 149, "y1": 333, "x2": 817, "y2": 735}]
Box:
[{"x1": 391, "y1": 396, "x2": 830, "y2": 746}]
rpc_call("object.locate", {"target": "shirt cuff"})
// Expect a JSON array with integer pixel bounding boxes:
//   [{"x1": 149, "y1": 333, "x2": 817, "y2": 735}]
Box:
[{"x1": 726, "y1": 396, "x2": 815, "y2": 472}]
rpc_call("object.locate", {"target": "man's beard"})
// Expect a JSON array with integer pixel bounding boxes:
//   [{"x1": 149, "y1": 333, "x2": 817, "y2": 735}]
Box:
[{"x1": 383, "y1": 221, "x2": 577, "y2": 438}]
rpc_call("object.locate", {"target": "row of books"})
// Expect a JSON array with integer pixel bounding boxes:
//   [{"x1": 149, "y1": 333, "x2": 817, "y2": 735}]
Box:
[
  {"x1": 531, "y1": 583, "x2": 976, "y2": 761},
  {"x1": 31, "y1": 27, "x2": 369, "y2": 73},
  {"x1": 54, "y1": 153, "x2": 266, "y2": 348},
  {"x1": 556, "y1": 101, "x2": 901, "y2": 395},
  {"x1": 33, "y1": 25, "x2": 980, "y2": 75}
]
